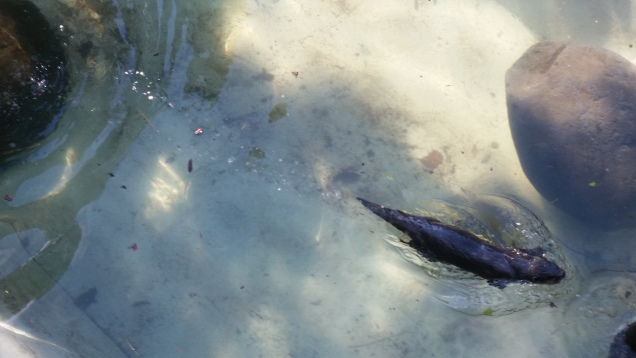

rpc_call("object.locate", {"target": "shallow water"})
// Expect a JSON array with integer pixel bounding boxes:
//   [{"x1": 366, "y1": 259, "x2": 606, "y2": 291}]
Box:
[{"x1": 1, "y1": 0, "x2": 636, "y2": 357}]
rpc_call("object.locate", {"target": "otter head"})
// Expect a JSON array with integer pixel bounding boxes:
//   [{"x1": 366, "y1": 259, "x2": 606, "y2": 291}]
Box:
[{"x1": 527, "y1": 257, "x2": 566, "y2": 284}]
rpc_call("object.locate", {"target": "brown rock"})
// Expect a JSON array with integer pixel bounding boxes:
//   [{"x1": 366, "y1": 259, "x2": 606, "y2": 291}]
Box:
[{"x1": 506, "y1": 41, "x2": 636, "y2": 230}]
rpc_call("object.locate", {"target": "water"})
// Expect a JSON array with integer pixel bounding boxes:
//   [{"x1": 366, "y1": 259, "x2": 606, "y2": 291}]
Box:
[{"x1": 0, "y1": 0, "x2": 636, "y2": 357}]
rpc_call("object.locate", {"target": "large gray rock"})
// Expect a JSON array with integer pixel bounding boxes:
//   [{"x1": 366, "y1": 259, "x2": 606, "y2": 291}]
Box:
[{"x1": 506, "y1": 41, "x2": 636, "y2": 230}]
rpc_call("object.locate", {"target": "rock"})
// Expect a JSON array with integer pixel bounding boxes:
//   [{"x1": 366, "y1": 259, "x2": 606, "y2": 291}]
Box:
[
  {"x1": 506, "y1": 41, "x2": 636, "y2": 230},
  {"x1": 609, "y1": 321, "x2": 636, "y2": 358}
]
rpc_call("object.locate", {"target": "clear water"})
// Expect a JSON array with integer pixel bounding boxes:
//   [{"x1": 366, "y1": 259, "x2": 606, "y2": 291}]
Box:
[{"x1": 1, "y1": 0, "x2": 636, "y2": 357}]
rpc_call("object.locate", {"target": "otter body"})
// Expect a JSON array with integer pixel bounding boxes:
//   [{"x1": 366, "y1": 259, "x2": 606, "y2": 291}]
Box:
[{"x1": 357, "y1": 197, "x2": 565, "y2": 289}]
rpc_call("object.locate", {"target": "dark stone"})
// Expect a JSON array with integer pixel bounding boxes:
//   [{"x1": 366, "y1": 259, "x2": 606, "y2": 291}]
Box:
[
  {"x1": 0, "y1": 0, "x2": 69, "y2": 160},
  {"x1": 506, "y1": 41, "x2": 636, "y2": 230},
  {"x1": 609, "y1": 322, "x2": 636, "y2": 358}
]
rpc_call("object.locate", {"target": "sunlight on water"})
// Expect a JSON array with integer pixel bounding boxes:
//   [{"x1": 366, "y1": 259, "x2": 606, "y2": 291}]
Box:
[{"x1": 146, "y1": 158, "x2": 189, "y2": 216}]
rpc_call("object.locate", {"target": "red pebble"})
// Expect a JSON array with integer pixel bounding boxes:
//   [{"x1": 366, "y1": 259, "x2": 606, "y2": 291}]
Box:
[
  {"x1": 4, "y1": 194, "x2": 13, "y2": 202},
  {"x1": 129, "y1": 243, "x2": 138, "y2": 251}
]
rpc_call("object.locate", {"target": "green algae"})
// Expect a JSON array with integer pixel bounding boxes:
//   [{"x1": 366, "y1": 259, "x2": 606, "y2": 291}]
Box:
[{"x1": 268, "y1": 103, "x2": 287, "y2": 123}]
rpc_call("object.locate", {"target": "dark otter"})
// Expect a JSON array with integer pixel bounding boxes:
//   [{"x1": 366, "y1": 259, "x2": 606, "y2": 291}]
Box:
[{"x1": 357, "y1": 197, "x2": 565, "y2": 289}]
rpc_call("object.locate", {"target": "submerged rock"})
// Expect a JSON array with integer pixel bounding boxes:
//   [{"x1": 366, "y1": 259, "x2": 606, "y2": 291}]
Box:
[{"x1": 506, "y1": 41, "x2": 636, "y2": 230}]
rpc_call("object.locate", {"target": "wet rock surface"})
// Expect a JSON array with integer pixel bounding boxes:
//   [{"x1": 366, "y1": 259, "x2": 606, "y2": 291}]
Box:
[
  {"x1": 506, "y1": 41, "x2": 636, "y2": 230},
  {"x1": 0, "y1": 0, "x2": 68, "y2": 160}
]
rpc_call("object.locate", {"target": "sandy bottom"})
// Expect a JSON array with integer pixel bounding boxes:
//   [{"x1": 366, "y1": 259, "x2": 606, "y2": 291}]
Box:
[{"x1": 2, "y1": 0, "x2": 636, "y2": 357}]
